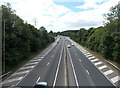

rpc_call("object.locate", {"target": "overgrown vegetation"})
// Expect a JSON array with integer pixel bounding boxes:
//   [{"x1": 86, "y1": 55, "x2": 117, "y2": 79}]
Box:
[
  {"x1": 61, "y1": 3, "x2": 120, "y2": 63},
  {"x1": 2, "y1": 3, "x2": 55, "y2": 73}
]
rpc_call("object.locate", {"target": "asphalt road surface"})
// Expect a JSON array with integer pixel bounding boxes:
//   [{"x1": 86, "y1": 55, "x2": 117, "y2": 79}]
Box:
[{"x1": 1, "y1": 36, "x2": 118, "y2": 88}]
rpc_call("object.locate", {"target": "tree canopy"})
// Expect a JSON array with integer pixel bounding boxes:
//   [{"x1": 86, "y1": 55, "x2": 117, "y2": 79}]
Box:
[{"x1": 2, "y1": 3, "x2": 55, "y2": 73}]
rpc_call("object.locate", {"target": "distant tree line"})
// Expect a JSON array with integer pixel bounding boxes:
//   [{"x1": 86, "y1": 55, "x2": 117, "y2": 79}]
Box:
[
  {"x1": 2, "y1": 3, "x2": 55, "y2": 73},
  {"x1": 61, "y1": 2, "x2": 120, "y2": 63}
]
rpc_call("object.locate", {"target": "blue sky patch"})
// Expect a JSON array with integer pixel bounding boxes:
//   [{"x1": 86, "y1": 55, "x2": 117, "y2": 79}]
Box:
[{"x1": 54, "y1": 2, "x2": 85, "y2": 12}]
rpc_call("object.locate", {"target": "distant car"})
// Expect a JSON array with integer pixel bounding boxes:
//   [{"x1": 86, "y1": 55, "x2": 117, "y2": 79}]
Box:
[
  {"x1": 57, "y1": 41, "x2": 59, "y2": 43},
  {"x1": 67, "y1": 45, "x2": 71, "y2": 48},
  {"x1": 34, "y1": 82, "x2": 47, "y2": 88},
  {"x1": 71, "y1": 43, "x2": 74, "y2": 46}
]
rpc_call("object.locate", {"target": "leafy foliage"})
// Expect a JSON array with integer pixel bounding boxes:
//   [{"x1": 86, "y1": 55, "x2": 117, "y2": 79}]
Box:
[{"x1": 2, "y1": 3, "x2": 55, "y2": 73}]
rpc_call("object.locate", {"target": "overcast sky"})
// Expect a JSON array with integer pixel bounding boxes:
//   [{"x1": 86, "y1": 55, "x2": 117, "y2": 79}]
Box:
[{"x1": 1, "y1": 0, "x2": 119, "y2": 32}]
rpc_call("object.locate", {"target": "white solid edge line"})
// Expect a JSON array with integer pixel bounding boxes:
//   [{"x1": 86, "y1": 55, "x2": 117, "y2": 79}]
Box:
[
  {"x1": 52, "y1": 39, "x2": 64, "y2": 88},
  {"x1": 67, "y1": 43, "x2": 79, "y2": 88},
  {"x1": 36, "y1": 77, "x2": 41, "y2": 83}
]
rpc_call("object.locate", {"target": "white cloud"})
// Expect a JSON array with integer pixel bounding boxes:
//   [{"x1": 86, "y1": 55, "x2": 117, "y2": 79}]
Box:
[{"x1": 1, "y1": 0, "x2": 119, "y2": 32}]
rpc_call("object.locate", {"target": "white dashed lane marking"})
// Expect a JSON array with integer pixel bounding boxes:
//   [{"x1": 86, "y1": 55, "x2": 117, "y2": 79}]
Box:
[
  {"x1": 111, "y1": 76, "x2": 120, "y2": 83},
  {"x1": 79, "y1": 59, "x2": 81, "y2": 62},
  {"x1": 86, "y1": 70, "x2": 90, "y2": 75},
  {"x1": 94, "y1": 61, "x2": 102, "y2": 66},
  {"x1": 13, "y1": 70, "x2": 29, "y2": 76},
  {"x1": 52, "y1": 55, "x2": 54, "y2": 57},
  {"x1": 98, "y1": 65, "x2": 107, "y2": 70},
  {"x1": 91, "y1": 59, "x2": 98, "y2": 62},
  {"x1": 103, "y1": 70, "x2": 113, "y2": 76},
  {"x1": 47, "y1": 63, "x2": 49, "y2": 66},
  {"x1": 36, "y1": 77, "x2": 41, "y2": 83}
]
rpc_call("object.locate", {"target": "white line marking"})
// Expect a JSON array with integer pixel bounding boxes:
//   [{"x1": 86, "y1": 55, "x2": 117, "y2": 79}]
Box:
[
  {"x1": 53, "y1": 41, "x2": 64, "y2": 87},
  {"x1": 91, "y1": 59, "x2": 98, "y2": 62},
  {"x1": 36, "y1": 77, "x2": 41, "y2": 83},
  {"x1": 82, "y1": 52, "x2": 86, "y2": 54},
  {"x1": 40, "y1": 56, "x2": 44, "y2": 58},
  {"x1": 31, "y1": 59, "x2": 41, "y2": 62},
  {"x1": 86, "y1": 54, "x2": 92, "y2": 57},
  {"x1": 20, "y1": 66, "x2": 34, "y2": 70},
  {"x1": 104, "y1": 70, "x2": 113, "y2": 76},
  {"x1": 98, "y1": 65, "x2": 107, "y2": 70},
  {"x1": 2, "y1": 77, "x2": 23, "y2": 84},
  {"x1": 111, "y1": 76, "x2": 120, "y2": 83},
  {"x1": 88, "y1": 56, "x2": 95, "y2": 60},
  {"x1": 79, "y1": 59, "x2": 81, "y2": 62},
  {"x1": 86, "y1": 70, "x2": 90, "y2": 75},
  {"x1": 13, "y1": 70, "x2": 29, "y2": 76},
  {"x1": 15, "y1": 39, "x2": 57, "y2": 86},
  {"x1": 67, "y1": 44, "x2": 79, "y2": 88},
  {"x1": 94, "y1": 61, "x2": 102, "y2": 66},
  {"x1": 47, "y1": 63, "x2": 49, "y2": 66},
  {"x1": 11, "y1": 85, "x2": 15, "y2": 87},
  {"x1": 76, "y1": 54, "x2": 77, "y2": 56},
  {"x1": 84, "y1": 53, "x2": 90, "y2": 55},
  {"x1": 52, "y1": 55, "x2": 54, "y2": 57},
  {"x1": 26, "y1": 62, "x2": 38, "y2": 65},
  {"x1": 68, "y1": 38, "x2": 117, "y2": 87}
]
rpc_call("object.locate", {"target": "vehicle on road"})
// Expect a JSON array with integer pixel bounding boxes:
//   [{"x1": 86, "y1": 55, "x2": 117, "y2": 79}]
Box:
[
  {"x1": 67, "y1": 45, "x2": 71, "y2": 48},
  {"x1": 34, "y1": 82, "x2": 47, "y2": 88}
]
